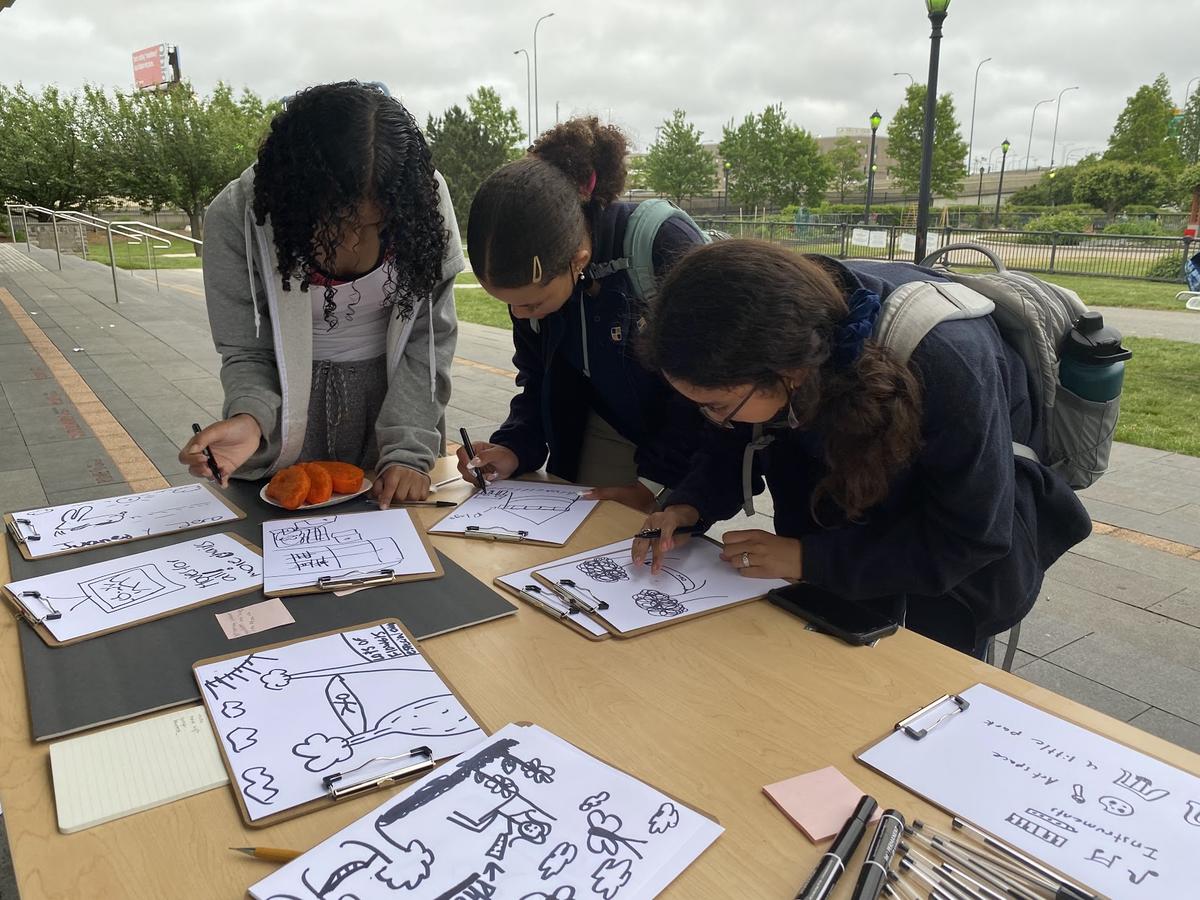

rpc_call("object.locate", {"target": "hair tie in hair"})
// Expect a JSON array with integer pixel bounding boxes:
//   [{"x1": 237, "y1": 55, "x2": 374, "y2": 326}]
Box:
[
  {"x1": 830, "y1": 288, "x2": 882, "y2": 370},
  {"x1": 583, "y1": 170, "x2": 597, "y2": 198}
]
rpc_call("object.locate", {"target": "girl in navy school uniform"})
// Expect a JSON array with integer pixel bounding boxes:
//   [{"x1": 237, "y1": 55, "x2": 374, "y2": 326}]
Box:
[
  {"x1": 633, "y1": 240, "x2": 1092, "y2": 657},
  {"x1": 453, "y1": 117, "x2": 708, "y2": 512}
]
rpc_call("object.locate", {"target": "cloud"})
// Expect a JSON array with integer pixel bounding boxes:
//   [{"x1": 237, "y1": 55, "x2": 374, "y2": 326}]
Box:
[
  {"x1": 291, "y1": 732, "x2": 352, "y2": 772},
  {"x1": 2, "y1": 1, "x2": 1192, "y2": 165}
]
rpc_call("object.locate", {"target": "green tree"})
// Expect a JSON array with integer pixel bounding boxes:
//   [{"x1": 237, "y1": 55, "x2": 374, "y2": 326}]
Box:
[
  {"x1": 825, "y1": 136, "x2": 866, "y2": 202},
  {"x1": 1009, "y1": 162, "x2": 1083, "y2": 206},
  {"x1": 719, "y1": 104, "x2": 829, "y2": 209},
  {"x1": 1105, "y1": 74, "x2": 1182, "y2": 174},
  {"x1": 886, "y1": 84, "x2": 968, "y2": 198},
  {"x1": 426, "y1": 86, "x2": 524, "y2": 227},
  {"x1": 1178, "y1": 87, "x2": 1200, "y2": 167},
  {"x1": 0, "y1": 84, "x2": 111, "y2": 211},
  {"x1": 102, "y1": 82, "x2": 276, "y2": 255},
  {"x1": 642, "y1": 109, "x2": 715, "y2": 204},
  {"x1": 1072, "y1": 160, "x2": 1167, "y2": 215}
]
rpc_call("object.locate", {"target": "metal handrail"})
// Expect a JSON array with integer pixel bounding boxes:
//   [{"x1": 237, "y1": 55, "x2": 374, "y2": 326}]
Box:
[{"x1": 5, "y1": 202, "x2": 199, "y2": 301}]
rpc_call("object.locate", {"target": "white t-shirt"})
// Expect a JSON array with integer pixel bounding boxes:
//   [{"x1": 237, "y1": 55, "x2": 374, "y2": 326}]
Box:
[{"x1": 309, "y1": 262, "x2": 393, "y2": 362}]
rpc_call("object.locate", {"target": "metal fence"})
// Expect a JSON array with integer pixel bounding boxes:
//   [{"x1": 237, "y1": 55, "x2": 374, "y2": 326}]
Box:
[{"x1": 693, "y1": 219, "x2": 1193, "y2": 283}]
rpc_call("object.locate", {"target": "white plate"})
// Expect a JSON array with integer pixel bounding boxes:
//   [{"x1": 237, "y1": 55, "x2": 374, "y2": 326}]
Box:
[{"x1": 259, "y1": 476, "x2": 372, "y2": 510}]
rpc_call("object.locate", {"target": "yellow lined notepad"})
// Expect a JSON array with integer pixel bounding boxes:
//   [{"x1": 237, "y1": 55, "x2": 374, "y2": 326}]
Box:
[{"x1": 49, "y1": 705, "x2": 229, "y2": 833}]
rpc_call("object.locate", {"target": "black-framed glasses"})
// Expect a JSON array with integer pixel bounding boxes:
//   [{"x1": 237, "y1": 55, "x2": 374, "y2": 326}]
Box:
[{"x1": 700, "y1": 385, "x2": 758, "y2": 429}]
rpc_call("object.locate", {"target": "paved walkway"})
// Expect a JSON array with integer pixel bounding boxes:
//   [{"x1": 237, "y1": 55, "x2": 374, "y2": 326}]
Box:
[
  {"x1": 1091, "y1": 304, "x2": 1200, "y2": 344},
  {"x1": 1, "y1": 243, "x2": 1198, "y2": 763}
]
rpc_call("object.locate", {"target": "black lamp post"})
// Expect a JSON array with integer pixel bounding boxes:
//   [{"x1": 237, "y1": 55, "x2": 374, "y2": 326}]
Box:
[
  {"x1": 975, "y1": 165, "x2": 984, "y2": 211},
  {"x1": 864, "y1": 110, "x2": 881, "y2": 223},
  {"x1": 1048, "y1": 169, "x2": 1058, "y2": 209},
  {"x1": 723, "y1": 161, "x2": 732, "y2": 212},
  {"x1": 914, "y1": 0, "x2": 950, "y2": 262},
  {"x1": 994, "y1": 138, "x2": 1010, "y2": 225}
]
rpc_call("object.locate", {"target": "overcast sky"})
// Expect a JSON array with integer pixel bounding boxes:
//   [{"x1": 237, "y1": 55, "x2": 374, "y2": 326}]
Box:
[{"x1": 4, "y1": 1, "x2": 1196, "y2": 169}]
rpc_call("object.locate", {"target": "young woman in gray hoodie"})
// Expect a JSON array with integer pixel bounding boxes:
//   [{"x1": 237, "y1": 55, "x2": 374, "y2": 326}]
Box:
[{"x1": 180, "y1": 82, "x2": 462, "y2": 507}]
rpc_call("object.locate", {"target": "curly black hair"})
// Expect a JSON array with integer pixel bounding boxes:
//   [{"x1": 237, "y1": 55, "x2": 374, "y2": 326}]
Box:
[
  {"x1": 252, "y1": 81, "x2": 446, "y2": 328},
  {"x1": 467, "y1": 116, "x2": 628, "y2": 288}
]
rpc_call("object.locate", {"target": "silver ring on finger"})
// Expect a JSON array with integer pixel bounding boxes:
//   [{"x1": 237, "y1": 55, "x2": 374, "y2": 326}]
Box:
[{"x1": 741, "y1": 551, "x2": 750, "y2": 569}]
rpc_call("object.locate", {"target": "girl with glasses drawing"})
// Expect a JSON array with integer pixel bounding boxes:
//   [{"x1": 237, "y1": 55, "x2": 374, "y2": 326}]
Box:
[{"x1": 633, "y1": 241, "x2": 1091, "y2": 657}]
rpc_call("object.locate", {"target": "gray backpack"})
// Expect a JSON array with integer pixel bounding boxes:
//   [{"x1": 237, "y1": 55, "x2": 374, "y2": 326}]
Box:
[
  {"x1": 586, "y1": 199, "x2": 721, "y2": 303},
  {"x1": 869, "y1": 243, "x2": 1117, "y2": 490}
]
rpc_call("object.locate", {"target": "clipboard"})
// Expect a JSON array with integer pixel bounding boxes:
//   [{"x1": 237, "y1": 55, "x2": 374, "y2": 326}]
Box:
[
  {"x1": 192, "y1": 618, "x2": 489, "y2": 828},
  {"x1": 262, "y1": 509, "x2": 444, "y2": 597},
  {"x1": 2, "y1": 532, "x2": 263, "y2": 647},
  {"x1": 426, "y1": 479, "x2": 601, "y2": 547},
  {"x1": 852, "y1": 683, "x2": 1199, "y2": 900},
  {"x1": 532, "y1": 536, "x2": 773, "y2": 639},
  {"x1": 492, "y1": 575, "x2": 611, "y2": 641},
  {"x1": 4, "y1": 483, "x2": 246, "y2": 561}
]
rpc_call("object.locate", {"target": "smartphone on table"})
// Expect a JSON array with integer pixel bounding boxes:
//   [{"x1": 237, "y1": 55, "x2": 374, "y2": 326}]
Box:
[{"x1": 767, "y1": 583, "x2": 900, "y2": 646}]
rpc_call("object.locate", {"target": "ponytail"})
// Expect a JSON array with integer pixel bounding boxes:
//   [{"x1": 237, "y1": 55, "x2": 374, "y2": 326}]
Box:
[{"x1": 467, "y1": 116, "x2": 628, "y2": 288}]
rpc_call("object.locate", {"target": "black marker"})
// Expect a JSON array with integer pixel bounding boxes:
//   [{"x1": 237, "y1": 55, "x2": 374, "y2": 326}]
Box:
[
  {"x1": 633, "y1": 524, "x2": 707, "y2": 540},
  {"x1": 191, "y1": 423, "x2": 222, "y2": 483},
  {"x1": 459, "y1": 427, "x2": 487, "y2": 493},
  {"x1": 363, "y1": 498, "x2": 457, "y2": 508},
  {"x1": 795, "y1": 794, "x2": 878, "y2": 900},
  {"x1": 850, "y1": 809, "x2": 906, "y2": 900}
]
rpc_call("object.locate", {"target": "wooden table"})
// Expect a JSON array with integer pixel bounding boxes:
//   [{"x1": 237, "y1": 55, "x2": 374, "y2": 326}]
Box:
[{"x1": 2, "y1": 458, "x2": 1198, "y2": 899}]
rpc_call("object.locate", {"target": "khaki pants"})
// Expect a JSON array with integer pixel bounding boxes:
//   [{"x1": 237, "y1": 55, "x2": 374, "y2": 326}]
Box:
[{"x1": 575, "y1": 411, "x2": 639, "y2": 487}]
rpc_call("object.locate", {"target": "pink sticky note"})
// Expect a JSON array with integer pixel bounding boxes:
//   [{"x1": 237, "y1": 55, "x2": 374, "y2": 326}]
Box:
[
  {"x1": 215, "y1": 598, "x2": 295, "y2": 640},
  {"x1": 763, "y1": 766, "x2": 881, "y2": 842}
]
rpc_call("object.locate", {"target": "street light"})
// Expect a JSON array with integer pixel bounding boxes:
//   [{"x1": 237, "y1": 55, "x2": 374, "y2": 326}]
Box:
[
  {"x1": 723, "y1": 161, "x2": 732, "y2": 211},
  {"x1": 975, "y1": 165, "x2": 985, "y2": 210},
  {"x1": 513, "y1": 49, "x2": 531, "y2": 143},
  {"x1": 893, "y1": 71, "x2": 915, "y2": 86},
  {"x1": 914, "y1": 0, "x2": 951, "y2": 262},
  {"x1": 1048, "y1": 169, "x2": 1058, "y2": 209},
  {"x1": 532, "y1": 11, "x2": 554, "y2": 135},
  {"x1": 1025, "y1": 97, "x2": 1055, "y2": 171},
  {"x1": 966, "y1": 56, "x2": 992, "y2": 174},
  {"x1": 995, "y1": 138, "x2": 1010, "y2": 225},
  {"x1": 1049, "y1": 85, "x2": 1079, "y2": 167},
  {"x1": 865, "y1": 110, "x2": 882, "y2": 223}
]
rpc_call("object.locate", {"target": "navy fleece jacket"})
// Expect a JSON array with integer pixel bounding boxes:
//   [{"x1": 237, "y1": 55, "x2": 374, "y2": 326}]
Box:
[
  {"x1": 491, "y1": 202, "x2": 707, "y2": 486},
  {"x1": 666, "y1": 256, "x2": 1092, "y2": 639}
]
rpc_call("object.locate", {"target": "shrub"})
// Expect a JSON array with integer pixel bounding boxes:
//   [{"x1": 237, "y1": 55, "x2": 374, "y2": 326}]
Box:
[
  {"x1": 1103, "y1": 220, "x2": 1165, "y2": 236},
  {"x1": 1017, "y1": 212, "x2": 1091, "y2": 245},
  {"x1": 1147, "y1": 252, "x2": 1185, "y2": 280}
]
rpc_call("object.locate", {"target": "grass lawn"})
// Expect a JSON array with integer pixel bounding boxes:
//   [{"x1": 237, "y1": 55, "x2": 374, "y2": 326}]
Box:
[
  {"x1": 1037, "y1": 273, "x2": 1186, "y2": 312},
  {"x1": 1117, "y1": 337, "x2": 1200, "y2": 457},
  {"x1": 86, "y1": 235, "x2": 202, "y2": 269},
  {"x1": 455, "y1": 269, "x2": 479, "y2": 284},
  {"x1": 456, "y1": 286, "x2": 513, "y2": 329}
]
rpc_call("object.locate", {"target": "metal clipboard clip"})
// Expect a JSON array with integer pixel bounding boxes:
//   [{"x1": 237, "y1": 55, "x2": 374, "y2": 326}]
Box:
[
  {"x1": 894, "y1": 693, "x2": 970, "y2": 740},
  {"x1": 316, "y1": 568, "x2": 396, "y2": 591},
  {"x1": 547, "y1": 578, "x2": 609, "y2": 615},
  {"x1": 19, "y1": 591, "x2": 62, "y2": 623},
  {"x1": 464, "y1": 525, "x2": 529, "y2": 543},
  {"x1": 6, "y1": 518, "x2": 40, "y2": 545},
  {"x1": 322, "y1": 745, "x2": 435, "y2": 801},
  {"x1": 515, "y1": 583, "x2": 572, "y2": 619}
]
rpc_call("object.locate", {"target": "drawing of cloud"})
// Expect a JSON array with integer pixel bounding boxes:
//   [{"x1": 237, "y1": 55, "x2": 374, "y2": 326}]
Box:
[
  {"x1": 375, "y1": 838, "x2": 434, "y2": 890},
  {"x1": 538, "y1": 842, "x2": 578, "y2": 880},
  {"x1": 579, "y1": 791, "x2": 610, "y2": 811},
  {"x1": 240, "y1": 767, "x2": 278, "y2": 805},
  {"x1": 220, "y1": 700, "x2": 245, "y2": 719},
  {"x1": 227, "y1": 727, "x2": 258, "y2": 753},
  {"x1": 591, "y1": 859, "x2": 633, "y2": 899},
  {"x1": 521, "y1": 887, "x2": 577, "y2": 900},
  {"x1": 648, "y1": 802, "x2": 680, "y2": 834},
  {"x1": 260, "y1": 668, "x2": 292, "y2": 690},
  {"x1": 292, "y1": 733, "x2": 353, "y2": 772}
]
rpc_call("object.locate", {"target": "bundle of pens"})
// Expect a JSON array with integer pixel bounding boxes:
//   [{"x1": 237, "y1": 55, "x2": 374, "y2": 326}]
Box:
[{"x1": 795, "y1": 796, "x2": 1097, "y2": 900}]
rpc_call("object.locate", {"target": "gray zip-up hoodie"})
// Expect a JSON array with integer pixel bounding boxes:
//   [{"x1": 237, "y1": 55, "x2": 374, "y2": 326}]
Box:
[{"x1": 201, "y1": 165, "x2": 463, "y2": 480}]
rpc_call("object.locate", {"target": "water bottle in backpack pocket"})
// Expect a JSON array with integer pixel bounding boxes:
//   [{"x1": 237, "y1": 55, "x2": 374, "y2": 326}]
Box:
[{"x1": 1050, "y1": 311, "x2": 1132, "y2": 487}]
